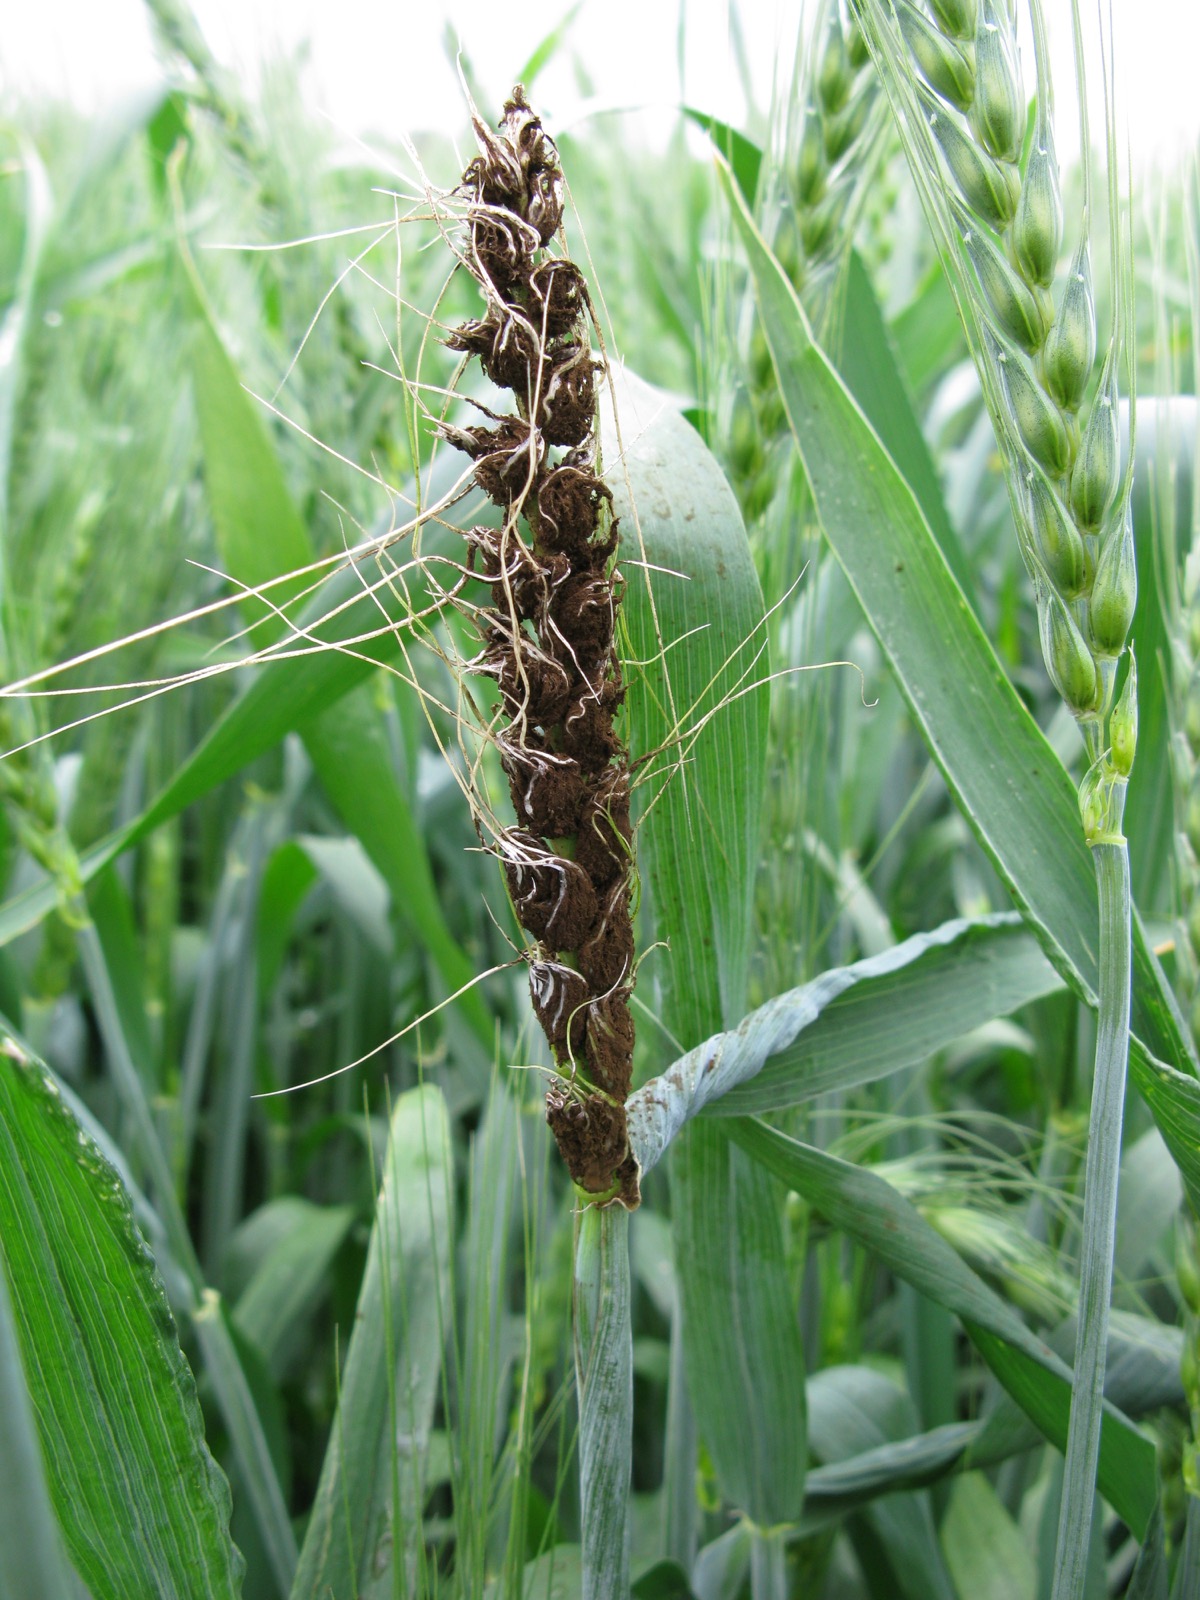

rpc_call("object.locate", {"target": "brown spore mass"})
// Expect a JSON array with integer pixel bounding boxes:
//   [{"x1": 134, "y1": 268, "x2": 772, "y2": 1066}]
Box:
[{"x1": 446, "y1": 89, "x2": 639, "y2": 1208}]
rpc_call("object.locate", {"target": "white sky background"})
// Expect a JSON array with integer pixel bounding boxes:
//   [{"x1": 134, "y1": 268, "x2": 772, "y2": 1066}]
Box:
[{"x1": 2, "y1": 0, "x2": 1198, "y2": 179}]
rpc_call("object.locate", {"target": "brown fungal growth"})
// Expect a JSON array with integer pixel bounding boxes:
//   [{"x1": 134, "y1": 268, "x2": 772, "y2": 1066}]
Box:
[{"x1": 445, "y1": 88, "x2": 640, "y2": 1208}]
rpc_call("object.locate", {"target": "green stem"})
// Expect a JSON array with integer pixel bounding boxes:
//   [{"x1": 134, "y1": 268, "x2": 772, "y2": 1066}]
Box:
[
  {"x1": 574, "y1": 1204, "x2": 632, "y2": 1600},
  {"x1": 750, "y1": 1526, "x2": 788, "y2": 1599},
  {"x1": 1050, "y1": 836, "x2": 1132, "y2": 1600}
]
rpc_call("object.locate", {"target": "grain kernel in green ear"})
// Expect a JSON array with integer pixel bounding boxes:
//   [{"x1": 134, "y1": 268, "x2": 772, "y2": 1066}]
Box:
[
  {"x1": 824, "y1": 90, "x2": 873, "y2": 164},
  {"x1": 1089, "y1": 504, "x2": 1137, "y2": 657},
  {"x1": 1042, "y1": 240, "x2": 1097, "y2": 412},
  {"x1": 928, "y1": 0, "x2": 977, "y2": 41},
  {"x1": 1012, "y1": 133, "x2": 1063, "y2": 288},
  {"x1": 996, "y1": 342, "x2": 1073, "y2": 476},
  {"x1": 953, "y1": 197, "x2": 1048, "y2": 352},
  {"x1": 919, "y1": 84, "x2": 1020, "y2": 228},
  {"x1": 1039, "y1": 586, "x2": 1098, "y2": 715},
  {"x1": 1109, "y1": 651, "x2": 1137, "y2": 778},
  {"x1": 797, "y1": 113, "x2": 827, "y2": 206},
  {"x1": 897, "y1": 0, "x2": 975, "y2": 112},
  {"x1": 846, "y1": 14, "x2": 871, "y2": 70},
  {"x1": 1185, "y1": 666, "x2": 1200, "y2": 750},
  {"x1": 800, "y1": 185, "x2": 850, "y2": 258},
  {"x1": 1026, "y1": 467, "x2": 1087, "y2": 598},
  {"x1": 1070, "y1": 351, "x2": 1120, "y2": 530},
  {"x1": 971, "y1": 0, "x2": 1023, "y2": 163},
  {"x1": 818, "y1": 20, "x2": 852, "y2": 115}
]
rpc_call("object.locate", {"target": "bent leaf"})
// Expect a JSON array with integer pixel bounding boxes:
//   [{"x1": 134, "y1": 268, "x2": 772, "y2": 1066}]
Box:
[
  {"x1": 626, "y1": 913, "x2": 1059, "y2": 1168},
  {"x1": 291, "y1": 1084, "x2": 453, "y2": 1600}
]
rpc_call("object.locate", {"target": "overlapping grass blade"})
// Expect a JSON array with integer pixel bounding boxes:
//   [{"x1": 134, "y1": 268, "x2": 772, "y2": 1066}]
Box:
[
  {"x1": 730, "y1": 1117, "x2": 1157, "y2": 1537},
  {"x1": 612, "y1": 368, "x2": 806, "y2": 1531},
  {"x1": 836, "y1": 252, "x2": 974, "y2": 602},
  {"x1": 0, "y1": 1037, "x2": 243, "y2": 1599},
  {"x1": 613, "y1": 365, "x2": 769, "y2": 1048},
  {"x1": 291, "y1": 1084, "x2": 452, "y2": 1600},
  {"x1": 231, "y1": 1199, "x2": 355, "y2": 1378},
  {"x1": 806, "y1": 1366, "x2": 954, "y2": 1599},
  {"x1": 0, "y1": 1233, "x2": 82, "y2": 1600},
  {"x1": 191, "y1": 1291, "x2": 298, "y2": 1595},
  {"x1": 939, "y1": 1471, "x2": 1036, "y2": 1600},
  {"x1": 187, "y1": 279, "x2": 493, "y2": 1052},
  {"x1": 672, "y1": 1122, "x2": 806, "y2": 1526}
]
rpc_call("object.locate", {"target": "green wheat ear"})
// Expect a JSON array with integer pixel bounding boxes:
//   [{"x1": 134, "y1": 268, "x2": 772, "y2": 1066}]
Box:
[{"x1": 849, "y1": 3, "x2": 1136, "y2": 1594}]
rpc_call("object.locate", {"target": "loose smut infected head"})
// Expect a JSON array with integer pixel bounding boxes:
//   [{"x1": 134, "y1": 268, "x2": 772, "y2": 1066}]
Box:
[{"x1": 444, "y1": 88, "x2": 640, "y2": 1208}]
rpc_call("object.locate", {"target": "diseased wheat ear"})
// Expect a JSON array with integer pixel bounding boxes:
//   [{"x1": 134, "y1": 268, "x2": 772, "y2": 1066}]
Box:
[{"x1": 442, "y1": 88, "x2": 640, "y2": 1209}]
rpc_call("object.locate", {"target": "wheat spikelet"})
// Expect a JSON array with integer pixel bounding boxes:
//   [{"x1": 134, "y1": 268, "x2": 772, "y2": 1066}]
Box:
[{"x1": 852, "y1": 0, "x2": 1135, "y2": 808}]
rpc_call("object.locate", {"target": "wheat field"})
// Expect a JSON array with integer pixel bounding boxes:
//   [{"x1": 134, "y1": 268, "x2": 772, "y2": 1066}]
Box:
[{"x1": 1, "y1": 3, "x2": 1199, "y2": 1597}]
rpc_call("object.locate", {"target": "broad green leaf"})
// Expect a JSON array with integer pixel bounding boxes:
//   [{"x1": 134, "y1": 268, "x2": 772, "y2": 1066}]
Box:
[
  {"x1": 1129, "y1": 1046, "x2": 1200, "y2": 1216},
  {"x1": 303, "y1": 686, "x2": 492, "y2": 1049},
  {"x1": 837, "y1": 252, "x2": 973, "y2": 604},
  {"x1": 730, "y1": 1118, "x2": 1157, "y2": 1537},
  {"x1": 231, "y1": 1199, "x2": 355, "y2": 1377},
  {"x1": 188, "y1": 302, "x2": 312, "y2": 648},
  {"x1": 724, "y1": 173, "x2": 1195, "y2": 1085},
  {"x1": 800, "y1": 1314, "x2": 1180, "y2": 1518},
  {"x1": 483, "y1": 1546, "x2": 583, "y2": 1600},
  {"x1": 0, "y1": 1233, "x2": 80, "y2": 1600},
  {"x1": 612, "y1": 364, "x2": 769, "y2": 1047},
  {"x1": 574, "y1": 1206, "x2": 633, "y2": 1600},
  {"x1": 191, "y1": 1291, "x2": 297, "y2": 1595},
  {"x1": 940, "y1": 1472, "x2": 1036, "y2": 1600},
  {"x1": 672, "y1": 1123, "x2": 806, "y2": 1526},
  {"x1": 690, "y1": 1524, "x2": 752, "y2": 1600},
  {"x1": 684, "y1": 109, "x2": 762, "y2": 204},
  {"x1": 291, "y1": 1084, "x2": 453, "y2": 1600},
  {"x1": 0, "y1": 1037, "x2": 242, "y2": 1600},
  {"x1": 627, "y1": 914, "x2": 1059, "y2": 1166},
  {"x1": 803, "y1": 1419, "x2": 979, "y2": 1514},
  {"x1": 607, "y1": 369, "x2": 802, "y2": 1528},
  {"x1": 713, "y1": 913, "x2": 1056, "y2": 1118},
  {"x1": 807, "y1": 1366, "x2": 954, "y2": 1600}
]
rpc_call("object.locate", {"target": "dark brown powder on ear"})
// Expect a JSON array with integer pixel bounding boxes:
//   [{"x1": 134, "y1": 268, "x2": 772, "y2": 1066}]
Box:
[{"x1": 446, "y1": 87, "x2": 639, "y2": 1208}]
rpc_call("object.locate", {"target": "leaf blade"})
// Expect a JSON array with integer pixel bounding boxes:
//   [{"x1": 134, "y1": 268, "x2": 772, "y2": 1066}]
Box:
[{"x1": 0, "y1": 1039, "x2": 242, "y2": 1600}]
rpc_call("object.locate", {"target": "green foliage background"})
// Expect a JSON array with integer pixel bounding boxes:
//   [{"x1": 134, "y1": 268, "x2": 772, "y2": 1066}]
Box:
[{"x1": 2, "y1": 3, "x2": 1199, "y2": 1597}]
